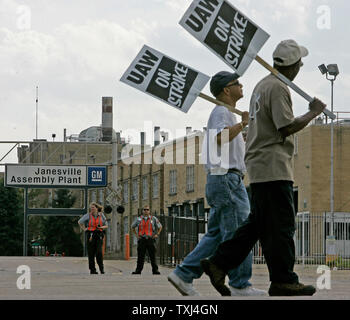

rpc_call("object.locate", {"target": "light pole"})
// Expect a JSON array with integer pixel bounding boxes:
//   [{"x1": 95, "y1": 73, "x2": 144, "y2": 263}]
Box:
[{"x1": 318, "y1": 63, "x2": 339, "y2": 237}]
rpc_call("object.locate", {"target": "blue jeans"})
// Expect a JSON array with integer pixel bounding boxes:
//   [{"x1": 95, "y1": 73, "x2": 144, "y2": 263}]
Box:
[{"x1": 174, "y1": 172, "x2": 252, "y2": 289}]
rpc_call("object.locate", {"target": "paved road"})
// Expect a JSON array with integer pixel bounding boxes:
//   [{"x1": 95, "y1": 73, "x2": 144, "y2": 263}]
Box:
[{"x1": 0, "y1": 256, "x2": 349, "y2": 300}]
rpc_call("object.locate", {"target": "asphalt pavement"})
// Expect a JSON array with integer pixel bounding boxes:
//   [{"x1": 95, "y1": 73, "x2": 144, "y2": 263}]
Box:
[{"x1": 1, "y1": 256, "x2": 349, "y2": 300}]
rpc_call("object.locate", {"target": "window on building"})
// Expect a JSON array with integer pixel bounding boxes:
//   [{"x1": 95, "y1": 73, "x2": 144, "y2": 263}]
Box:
[
  {"x1": 142, "y1": 176, "x2": 148, "y2": 200},
  {"x1": 88, "y1": 154, "x2": 96, "y2": 164},
  {"x1": 334, "y1": 222, "x2": 350, "y2": 240},
  {"x1": 169, "y1": 170, "x2": 177, "y2": 195},
  {"x1": 179, "y1": 204, "x2": 184, "y2": 217},
  {"x1": 169, "y1": 204, "x2": 179, "y2": 216},
  {"x1": 132, "y1": 179, "x2": 139, "y2": 201},
  {"x1": 153, "y1": 174, "x2": 159, "y2": 199},
  {"x1": 198, "y1": 199, "x2": 205, "y2": 219},
  {"x1": 184, "y1": 202, "x2": 192, "y2": 217},
  {"x1": 186, "y1": 165, "x2": 195, "y2": 192},
  {"x1": 68, "y1": 151, "x2": 75, "y2": 164},
  {"x1": 123, "y1": 181, "x2": 129, "y2": 203}
]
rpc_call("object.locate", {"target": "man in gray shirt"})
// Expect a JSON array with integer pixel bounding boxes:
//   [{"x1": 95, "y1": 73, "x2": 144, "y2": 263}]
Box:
[{"x1": 201, "y1": 40, "x2": 326, "y2": 296}]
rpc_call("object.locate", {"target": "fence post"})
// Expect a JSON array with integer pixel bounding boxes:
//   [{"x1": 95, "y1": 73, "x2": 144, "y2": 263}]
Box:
[
  {"x1": 323, "y1": 212, "x2": 326, "y2": 264},
  {"x1": 171, "y1": 215, "x2": 175, "y2": 266},
  {"x1": 343, "y1": 213, "x2": 346, "y2": 259},
  {"x1": 159, "y1": 214, "x2": 164, "y2": 265},
  {"x1": 196, "y1": 206, "x2": 199, "y2": 245},
  {"x1": 302, "y1": 212, "x2": 305, "y2": 266},
  {"x1": 125, "y1": 234, "x2": 130, "y2": 260}
]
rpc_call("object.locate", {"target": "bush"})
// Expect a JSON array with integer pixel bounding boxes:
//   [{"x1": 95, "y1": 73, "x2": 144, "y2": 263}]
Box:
[{"x1": 326, "y1": 256, "x2": 350, "y2": 270}]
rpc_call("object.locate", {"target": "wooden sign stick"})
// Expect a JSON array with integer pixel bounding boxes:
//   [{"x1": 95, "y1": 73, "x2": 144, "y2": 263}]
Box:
[
  {"x1": 198, "y1": 92, "x2": 243, "y2": 116},
  {"x1": 255, "y1": 55, "x2": 336, "y2": 120}
]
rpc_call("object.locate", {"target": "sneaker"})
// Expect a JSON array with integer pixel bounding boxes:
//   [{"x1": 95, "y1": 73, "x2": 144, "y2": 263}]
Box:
[
  {"x1": 230, "y1": 286, "x2": 267, "y2": 296},
  {"x1": 268, "y1": 282, "x2": 316, "y2": 296},
  {"x1": 90, "y1": 270, "x2": 98, "y2": 274},
  {"x1": 200, "y1": 259, "x2": 231, "y2": 296},
  {"x1": 167, "y1": 271, "x2": 200, "y2": 296},
  {"x1": 132, "y1": 271, "x2": 141, "y2": 274},
  {"x1": 153, "y1": 271, "x2": 161, "y2": 275}
]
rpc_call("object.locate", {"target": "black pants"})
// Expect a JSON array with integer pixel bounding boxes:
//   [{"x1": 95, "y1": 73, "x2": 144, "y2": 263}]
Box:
[
  {"x1": 135, "y1": 238, "x2": 159, "y2": 273},
  {"x1": 211, "y1": 181, "x2": 299, "y2": 284},
  {"x1": 86, "y1": 231, "x2": 104, "y2": 272}
]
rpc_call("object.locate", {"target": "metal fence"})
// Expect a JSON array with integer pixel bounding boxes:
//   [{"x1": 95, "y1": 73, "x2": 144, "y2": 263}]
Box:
[
  {"x1": 156, "y1": 212, "x2": 350, "y2": 270},
  {"x1": 158, "y1": 214, "x2": 207, "y2": 266},
  {"x1": 31, "y1": 245, "x2": 47, "y2": 256},
  {"x1": 294, "y1": 212, "x2": 350, "y2": 269}
]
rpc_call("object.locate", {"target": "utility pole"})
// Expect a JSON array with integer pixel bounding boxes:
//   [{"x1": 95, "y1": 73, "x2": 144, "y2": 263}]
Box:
[
  {"x1": 36, "y1": 86, "x2": 38, "y2": 139},
  {"x1": 111, "y1": 139, "x2": 119, "y2": 252}
]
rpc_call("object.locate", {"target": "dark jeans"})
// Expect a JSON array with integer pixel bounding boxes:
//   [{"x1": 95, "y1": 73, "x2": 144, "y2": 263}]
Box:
[
  {"x1": 135, "y1": 237, "x2": 159, "y2": 273},
  {"x1": 87, "y1": 231, "x2": 104, "y2": 272},
  {"x1": 210, "y1": 180, "x2": 299, "y2": 284}
]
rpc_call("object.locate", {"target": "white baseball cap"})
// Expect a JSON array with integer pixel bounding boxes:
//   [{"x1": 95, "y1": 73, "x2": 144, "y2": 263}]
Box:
[{"x1": 273, "y1": 39, "x2": 309, "y2": 67}]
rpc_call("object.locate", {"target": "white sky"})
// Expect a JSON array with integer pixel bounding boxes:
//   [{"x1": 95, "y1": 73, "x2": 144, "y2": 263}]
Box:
[{"x1": 0, "y1": 0, "x2": 349, "y2": 168}]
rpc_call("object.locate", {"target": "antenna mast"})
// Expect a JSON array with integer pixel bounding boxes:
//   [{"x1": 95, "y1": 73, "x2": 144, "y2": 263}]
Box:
[{"x1": 36, "y1": 86, "x2": 38, "y2": 139}]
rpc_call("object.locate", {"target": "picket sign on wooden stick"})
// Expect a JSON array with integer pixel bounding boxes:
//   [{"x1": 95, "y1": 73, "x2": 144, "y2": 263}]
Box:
[
  {"x1": 179, "y1": 0, "x2": 336, "y2": 120},
  {"x1": 254, "y1": 55, "x2": 336, "y2": 120},
  {"x1": 120, "y1": 45, "x2": 245, "y2": 115},
  {"x1": 198, "y1": 92, "x2": 243, "y2": 116},
  {"x1": 199, "y1": 56, "x2": 335, "y2": 120}
]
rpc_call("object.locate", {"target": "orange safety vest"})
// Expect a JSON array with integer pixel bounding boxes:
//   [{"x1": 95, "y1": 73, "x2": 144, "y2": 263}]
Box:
[
  {"x1": 88, "y1": 214, "x2": 103, "y2": 231},
  {"x1": 138, "y1": 216, "x2": 153, "y2": 237}
]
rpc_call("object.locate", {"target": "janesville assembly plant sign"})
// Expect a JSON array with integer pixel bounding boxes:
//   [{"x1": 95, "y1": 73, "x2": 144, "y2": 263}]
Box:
[{"x1": 4, "y1": 164, "x2": 107, "y2": 188}]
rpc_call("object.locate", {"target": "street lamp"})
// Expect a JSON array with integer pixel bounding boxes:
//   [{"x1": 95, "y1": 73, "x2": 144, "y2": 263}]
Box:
[{"x1": 318, "y1": 63, "x2": 339, "y2": 237}]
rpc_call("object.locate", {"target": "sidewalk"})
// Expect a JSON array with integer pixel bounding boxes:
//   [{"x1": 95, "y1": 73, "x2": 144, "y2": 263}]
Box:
[{"x1": 0, "y1": 256, "x2": 349, "y2": 300}]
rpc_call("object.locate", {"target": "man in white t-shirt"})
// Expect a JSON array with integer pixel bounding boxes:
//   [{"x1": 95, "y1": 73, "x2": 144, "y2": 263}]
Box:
[{"x1": 168, "y1": 71, "x2": 266, "y2": 297}]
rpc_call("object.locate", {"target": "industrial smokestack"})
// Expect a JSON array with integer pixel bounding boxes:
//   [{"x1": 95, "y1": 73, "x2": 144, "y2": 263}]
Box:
[
  {"x1": 102, "y1": 97, "x2": 113, "y2": 141},
  {"x1": 140, "y1": 132, "x2": 145, "y2": 146},
  {"x1": 154, "y1": 126, "x2": 160, "y2": 146}
]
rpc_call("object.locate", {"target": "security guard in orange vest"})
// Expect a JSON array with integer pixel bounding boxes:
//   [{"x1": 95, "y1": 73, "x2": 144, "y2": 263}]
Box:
[
  {"x1": 131, "y1": 205, "x2": 162, "y2": 275},
  {"x1": 78, "y1": 202, "x2": 108, "y2": 274}
]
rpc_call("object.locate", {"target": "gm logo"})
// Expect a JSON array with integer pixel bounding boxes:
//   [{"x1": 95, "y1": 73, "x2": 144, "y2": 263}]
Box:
[{"x1": 87, "y1": 166, "x2": 107, "y2": 186}]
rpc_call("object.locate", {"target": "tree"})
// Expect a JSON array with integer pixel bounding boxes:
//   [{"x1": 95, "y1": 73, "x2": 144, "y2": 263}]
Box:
[
  {"x1": 40, "y1": 189, "x2": 83, "y2": 256},
  {"x1": 0, "y1": 178, "x2": 23, "y2": 255},
  {"x1": 28, "y1": 188, "x2": 47, "y2": 248}
]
